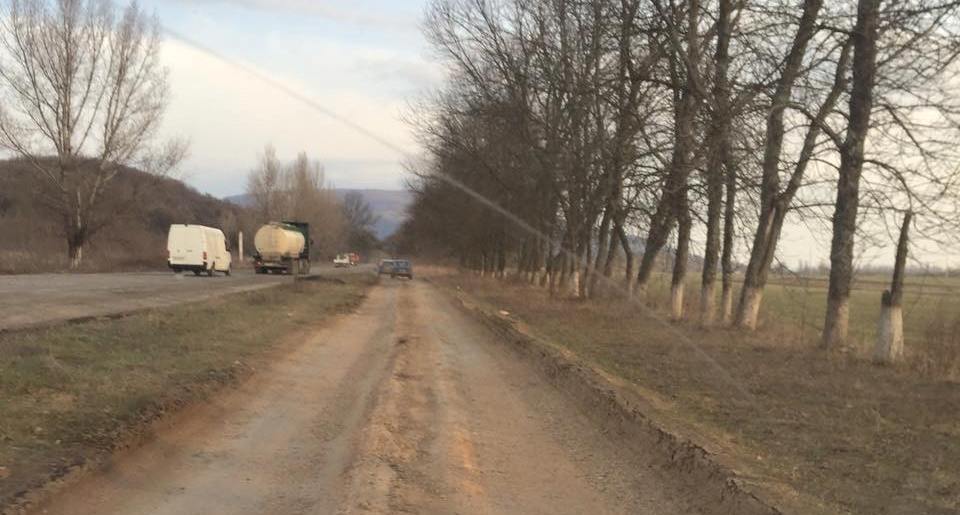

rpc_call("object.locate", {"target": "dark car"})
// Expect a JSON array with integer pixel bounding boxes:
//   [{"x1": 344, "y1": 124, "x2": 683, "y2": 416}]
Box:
[{"x1": 390, "y1": 259, "x2": 413, "y2": 279}]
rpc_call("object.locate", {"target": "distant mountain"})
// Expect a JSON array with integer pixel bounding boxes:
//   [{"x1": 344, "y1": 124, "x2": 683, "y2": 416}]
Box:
[{"x1": 225, "y1": 189, "x2": 412, "y2": 240}]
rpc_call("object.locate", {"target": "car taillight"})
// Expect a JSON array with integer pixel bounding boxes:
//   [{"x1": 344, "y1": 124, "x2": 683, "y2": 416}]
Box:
[{"x1": 203, "y1": 251, "x2": 207, "y2": 261}]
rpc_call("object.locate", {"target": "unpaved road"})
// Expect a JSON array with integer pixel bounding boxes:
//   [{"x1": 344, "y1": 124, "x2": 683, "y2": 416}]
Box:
[
  {"x1": 0, "y1": 265, "x2": 365, "y2": 332},
  {"x1": 31, "y1": 279, "x2": 696, "y2": 515}
]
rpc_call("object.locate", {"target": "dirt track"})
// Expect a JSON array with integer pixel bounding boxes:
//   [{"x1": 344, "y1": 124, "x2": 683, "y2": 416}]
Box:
[{"x1": 31, "y1": 279, "x2": 695, "y2": 515}]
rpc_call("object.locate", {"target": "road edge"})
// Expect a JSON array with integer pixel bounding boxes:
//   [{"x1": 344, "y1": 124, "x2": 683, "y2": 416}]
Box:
[{"x1": 441, "y1": 285, "x2": 784, "y2": 515}]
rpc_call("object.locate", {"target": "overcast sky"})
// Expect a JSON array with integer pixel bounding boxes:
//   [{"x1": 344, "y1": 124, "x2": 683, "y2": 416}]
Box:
[
  {"x1": 140, "y1": 0, "x2": 439, "y2": 197},
  {"x1": 135, "y1": 1, "x2": 956, "y2": 268}
]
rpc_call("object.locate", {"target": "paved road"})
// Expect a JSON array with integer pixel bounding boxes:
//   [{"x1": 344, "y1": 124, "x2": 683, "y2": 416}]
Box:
[
  {"x1": 32, "y1": 279, "x2": 694, "y2": 515},
  {"x1": 0, "y1": 265, "x2": 366, "y2": 332}
]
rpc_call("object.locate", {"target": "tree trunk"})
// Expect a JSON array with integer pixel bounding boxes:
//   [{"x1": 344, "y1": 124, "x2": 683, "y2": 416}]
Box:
[
  {"x1": 590, "y1": 209, "x2": 612, "y2": 297},
  {"x1": 618, "y1": 223, "x2": 634, "y2": 297},
  {"x1": 736, "y1": 204, "x2": 788, "y2": 329},
  {"x1": 66, "y1": 215, "x2": 87, "y2": 270},
  {"x1": 68, "y1": 239, "x2": 84, "y2": 270},
  {"x1": 602, "y1": 215, "x2": 620, "y2": 279},
  {"x1": 557, "y1": 250, "x2": 570, "y2": 293},
  {"x1": 538, "y1": 239, "x2": 550, "y2": 288},
  {"x1": 640, "y1": 0, "x2": 700, "y2": 298},
  {"x1": 519, "y1": 238, "x2": 531, "y2": 279},
  {"x1": 823, "y1": 0, "x2": 881, "y2": 349},
  {"x1": 581, "y1": 227, "x2": 596, "y2": 299},
  {"x1": 875, "y1": 211, "x2": 911, "y2": 363},
  {"x1": 570, "y1": 259, "x2": 582, "y2": 299},
  {"x1": 635, "y1": 202, "x2": 674, "y2": 293},
  {"x1": 497, "y1": 239, "x2": 507, "y2": 279},
  {"x1": 720, "y1": 152, "x2": 737, "y2": 324},
  {"x1": 671, "y1": 201, "x2": 691, "y2": 321},
  {"x1": 734, "y1": 0, "x2": 824, "y2": 329},
  {"x1": 700, "y1": 0, "x2": 733, "y2": 327}
]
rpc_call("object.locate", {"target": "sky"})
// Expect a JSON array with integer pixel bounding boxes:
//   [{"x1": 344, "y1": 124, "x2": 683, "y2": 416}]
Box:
[
  {"x1": 110, "y1": 1, "x2": 954, "y2": 268},
  {"x1": 140, "y1": 0, "x2": 440, "y2": 197}
]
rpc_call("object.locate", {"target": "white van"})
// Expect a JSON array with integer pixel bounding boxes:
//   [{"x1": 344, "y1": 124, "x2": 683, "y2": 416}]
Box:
[{"x1": 167, "y1": 224, "x2": 232, "y2": 276}]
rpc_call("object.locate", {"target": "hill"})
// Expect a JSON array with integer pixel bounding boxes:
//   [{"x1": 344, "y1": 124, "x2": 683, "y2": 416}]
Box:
[
  {"x1": 225, "y1": 189, "x2": 412, "y2": 240},
  {"x1": 0, "y1": 160, "x2": 249, "y2": 273}
]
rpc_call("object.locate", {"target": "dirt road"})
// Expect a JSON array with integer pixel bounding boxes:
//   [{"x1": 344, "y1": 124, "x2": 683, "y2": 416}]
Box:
[
  {"x1": 0, "y1": 265, "x2": 364, "y2": 332},
  {"x1": 32, "y1": 279, "x2": 695, "y2": 515}
]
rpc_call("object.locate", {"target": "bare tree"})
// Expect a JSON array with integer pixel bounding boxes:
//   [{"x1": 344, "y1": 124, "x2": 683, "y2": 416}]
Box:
[
  {"x1": 0, "y1": 0, "x2": 184, "y2": 268},
  {"x1": 284, "y1": 152, "x2": 343, "y2": 256},
  {"x1": 699, "y1": 0, "x2": 734, "y2": 326},
  {"x1": 342, "y1": 191, "x2": 380, "y2": 255},
  {"x1": 246, "y1": 144, "x2": 284, "y2": 222},
  {"x1": 733, "y1": 0, "x2": 829, "y2": 329},
  {"x1": 820, "y1": 0, "x2": 960, "y2": 348},
  {"x1": 246, "y1": 147, "x2": 345, "y2": 259},
  {"x1": 821, "y1": 0, "x2": 882, "y2": 348}
]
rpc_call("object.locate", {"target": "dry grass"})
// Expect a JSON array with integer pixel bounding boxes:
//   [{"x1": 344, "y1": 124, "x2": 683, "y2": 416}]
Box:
[
  {"x1": 437, "y1": 270, "x2": 960, "y2": 514},
  {"x1": 0, "y1": 274, "x2": 375, "y2": 509},
  {"x1": 638, "y1": 270, "x2": 960, "y2": 379}
]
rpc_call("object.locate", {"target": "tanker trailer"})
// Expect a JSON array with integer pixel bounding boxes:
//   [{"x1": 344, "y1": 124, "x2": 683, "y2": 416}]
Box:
[{"x1": 252, "y1": 221, "x2": 311, "y2": 274}]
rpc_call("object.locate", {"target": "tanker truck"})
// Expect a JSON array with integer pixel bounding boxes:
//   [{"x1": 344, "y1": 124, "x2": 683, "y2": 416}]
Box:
[{"x1": 252, "y1": 221, "x2": 311, "y2": 275}]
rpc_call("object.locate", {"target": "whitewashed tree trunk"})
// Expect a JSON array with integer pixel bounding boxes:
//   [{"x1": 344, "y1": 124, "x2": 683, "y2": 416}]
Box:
[
  {"x1": 875, "y1": 211, "x2": 911, "y2": 364},
  {"x1": 874, "y1": 300, "x2": 903, "y2": 363},
  {"x1": 670, "y1": 284, "x2": 685, "y2": 321},
  {"x1": 822, "y1": 296, "x2": 850, "y2": 348},
  {"x1": 738, "y1": 286, "x2": 764, "y2": 329},
  {"x1": 720, "y1": 284, "x2": 735, "y2": 325},
  {"x1": 569, "y1": 269, "x2": 581, "y2": 299}
]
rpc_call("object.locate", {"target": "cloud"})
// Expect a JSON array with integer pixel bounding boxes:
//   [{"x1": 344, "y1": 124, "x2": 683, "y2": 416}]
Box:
[
  {"x1": 174, "y1": 0, "x2": 418, "y2": 31},
  {"x1": 156, "y1": 37, "x2": 420, "y2": 196}
]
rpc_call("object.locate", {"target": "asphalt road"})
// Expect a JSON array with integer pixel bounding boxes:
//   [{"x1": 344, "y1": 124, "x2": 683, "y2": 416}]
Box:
[
  {"x1": 0, "y1": 265, "x2": 365, "y2": 332},
  {"x1": 32, "y1": 279, "x2": 695, "y2": 515}
]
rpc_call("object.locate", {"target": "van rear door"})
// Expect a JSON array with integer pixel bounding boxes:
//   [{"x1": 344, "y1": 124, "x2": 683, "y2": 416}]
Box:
[{"x1": 168, "y1": 225, "x2": 203, "y2": 266}]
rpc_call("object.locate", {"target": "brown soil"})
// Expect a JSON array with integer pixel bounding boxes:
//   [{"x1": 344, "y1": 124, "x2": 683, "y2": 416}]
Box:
[{"x1": 24, "y1": 279, "x2": 702, "y2": 515}]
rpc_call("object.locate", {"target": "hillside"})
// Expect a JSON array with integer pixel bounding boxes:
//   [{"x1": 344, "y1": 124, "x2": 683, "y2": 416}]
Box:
[
  {"x1": 225, "y1": 189, "x2": 412, "y2": 240},
  {"x1": 0, "y1": 160, "x2": 249, "y2": 273}
]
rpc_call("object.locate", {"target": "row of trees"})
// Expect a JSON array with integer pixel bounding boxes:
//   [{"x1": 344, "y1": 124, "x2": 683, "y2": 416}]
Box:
[
  {"x1": 403, "y1": 0, "x2": 960, "y2": 351},
  {"x1": 245, "y1": 145, "x2": 380, "y2": 258}
]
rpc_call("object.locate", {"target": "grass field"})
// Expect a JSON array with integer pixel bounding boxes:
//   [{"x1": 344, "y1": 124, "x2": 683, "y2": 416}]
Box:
[
  {"x1": 639, "y1": 270, "x2": 960, "y2": 378},
  {"x1": 438, "y1": 269, "x2": 960, "y2": 514},
  {"x1": 0, "y1": 274, "x2": 374, "y2": 509}
]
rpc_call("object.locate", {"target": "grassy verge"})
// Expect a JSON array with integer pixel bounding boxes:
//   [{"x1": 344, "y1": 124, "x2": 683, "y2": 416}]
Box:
[
  {"x1": 437, "y1": 270, "x2": 960, "y2": 515},
  {"x1": 0, "y1": 274, "x2": 375, "y2": 508}
]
